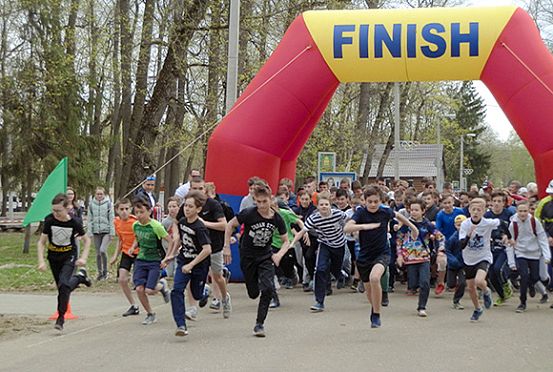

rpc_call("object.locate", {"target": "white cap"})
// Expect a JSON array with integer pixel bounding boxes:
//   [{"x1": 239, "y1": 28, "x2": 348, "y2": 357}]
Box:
[
  {"x1": 518, "y1": 187, "x2": 528, "y2": 195},
  {"x1": 547, "y1": 179, "x2": 553, "y2": 194}
]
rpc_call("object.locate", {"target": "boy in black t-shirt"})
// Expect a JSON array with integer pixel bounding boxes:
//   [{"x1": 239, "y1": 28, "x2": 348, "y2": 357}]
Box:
[
  {"x1": 37, "y1": 193, "x2": 92, "y2": 332},
  {"x1": 224, "y1": 183, "x2": 289, "y2": 337},
  {"x1": 166, "y1": 190, "x2": 212, "y2": 336},
  {"x1": 345, "y1": 187, "x2": 418, "y2": 328}
]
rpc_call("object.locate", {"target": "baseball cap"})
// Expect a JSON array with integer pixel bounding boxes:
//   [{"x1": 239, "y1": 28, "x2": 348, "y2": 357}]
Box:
[
  {"x1": 454, "y1": 215, "x2": 467, "y2": 224},
  {"x1": 546, "y1": 179, "x2": 553, "y2": 194}
]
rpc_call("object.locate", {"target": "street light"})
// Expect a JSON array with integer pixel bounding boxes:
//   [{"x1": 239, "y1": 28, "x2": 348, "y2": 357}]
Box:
[{"x1": 460, "y1": 133, "x2": 476, "y2": 191}]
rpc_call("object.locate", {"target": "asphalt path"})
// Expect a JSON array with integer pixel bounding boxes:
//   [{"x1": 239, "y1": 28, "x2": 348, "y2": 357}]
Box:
[{"x1": 1, "y1": 284, "x2": 553, "y2": 372}]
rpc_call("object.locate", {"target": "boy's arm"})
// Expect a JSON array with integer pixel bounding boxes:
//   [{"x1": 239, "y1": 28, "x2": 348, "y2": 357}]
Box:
[
  {"x1": 200, "y1": 216, "x2": 226, "y2": 232},
  {"x1": 289, "y1": 228, "x2": 307, "y2": 247},
  {"x1": 183, "y1": 244, "x2": 212, "y2": 273},
  {"x1": 163, "y1": 223, "x2": 180, "y2": 261},
  {"x1": 37, "y1": 234, "x2": 48, "y2": 271},
  {"x1": 395, "y1": 212, "x2": 419, "y2": 240},
  {"x1": 536, "y1": 220, "x2": 551, "y2": 263},
  {"x1": 273, "y1": 234, "x2": 291, "y2": 266},
  {"x1": 77, "y1": 234, "x2": 91, "y2": 266},
  {"x1": 223, "y1": 217, "x2": 239, "y2": 264},
  {"x1": 344, "y1": 220, "x2": 381, "y2": 234},
  {"x1": 506, "y1": 244, "x2": 516, "y2": 269},
  {"x1": 110, "y1": 233, "x2": 123, "y2": 265}
]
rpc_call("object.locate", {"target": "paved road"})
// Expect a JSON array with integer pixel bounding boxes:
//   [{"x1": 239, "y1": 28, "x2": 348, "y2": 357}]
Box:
[{"x1": 1, "y1": 285, "x2": 553, "y2": 372}]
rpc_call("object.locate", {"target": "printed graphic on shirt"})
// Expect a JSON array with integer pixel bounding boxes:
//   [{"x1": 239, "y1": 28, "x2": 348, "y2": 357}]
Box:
[
  {"x1": 249, "y1": 222, "x2": 276, "y2": 247},
  {"x1": 467, "y1": 234, "x2": 485, "y2": 251},
  {"x1": 180, "y1": 224, "x2": 197, "y2": 258},
  {"x1": 51, "y1": 226, "x2": 73, "y2": 247}
]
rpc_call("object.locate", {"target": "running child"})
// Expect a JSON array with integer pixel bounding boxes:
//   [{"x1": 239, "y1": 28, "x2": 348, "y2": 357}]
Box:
[
  {"x1": 507, "y1": 200, "x2": 551, "y2": 312},
  {"x1": 166, "y1": 190, "x2": 213, "y2": 336},
  {"x1": 224, "y1": 183, "x2": 290, "y2": 337},
  {"x1": 37, "y1": 193, "x2": 92, "y2": 332},
  {"x1": 109, "y1": 198, "x2": 140, "y2": 316},
  {"x1": 445, "y1": 215, "x2": 467, "y2": 310},
  {"x1": 130, "y1": 197, "x2": 175, "y2": 325},
  {"x1": 459, "y1": 198, "x2": 499, "y2": 322},
  {"x1": 345, "y1": 186, "x2": 418, "y2": 328}
]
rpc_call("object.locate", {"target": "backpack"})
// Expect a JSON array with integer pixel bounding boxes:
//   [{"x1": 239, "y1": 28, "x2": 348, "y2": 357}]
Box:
[{"x1": 512, "y1": 216, "x2": 537, "y2": 241}]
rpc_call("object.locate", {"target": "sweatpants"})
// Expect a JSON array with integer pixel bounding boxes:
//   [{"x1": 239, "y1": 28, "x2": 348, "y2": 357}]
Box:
[
  {"x1": 93, "y1": 233, "x2": 110, "y2": 277},
  {"x1": 240, "y1": 254, "x2": 275, "y2": 325},
  {"x1": 447, "y1": 267, "x2": 466, "y2": 304},
  {"x1": 488, "y1": 249, "x2": 509, "y2": 299},
  {"x1": 314, "y1": 243, "x2": 345, "y2": 305},
  {"x1": 48, "y1": 254, "x2": 82, "y2": 319},
  {"x1": 516, "y1": 257, "x2": 540, "y2": 305}
]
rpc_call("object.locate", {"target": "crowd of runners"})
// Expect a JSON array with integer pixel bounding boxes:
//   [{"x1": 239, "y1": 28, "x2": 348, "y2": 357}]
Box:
[{"x1": 36, "y1": 170, "x2": 553, "y2": 337}]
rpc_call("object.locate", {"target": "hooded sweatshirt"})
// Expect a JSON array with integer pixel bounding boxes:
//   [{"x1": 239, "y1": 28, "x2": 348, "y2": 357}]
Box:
[
  {"x1": 88, "y1": 197, "x2": 115, "y2": 235},
  {"x1": 507, "y1": 214, "x2": 551, "y2": 266}
]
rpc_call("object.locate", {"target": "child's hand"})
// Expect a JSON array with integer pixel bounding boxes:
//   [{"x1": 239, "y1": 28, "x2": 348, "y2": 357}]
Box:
[
  {"x1": 182, "y1": 263, "x2": 194, "y2": 274},
  {"x1": 272, "y1": 253, "x2": 283, "y2": 267},
  {"x1": 75, "y1": 258, "x2": 86, "y2": 267},
  {"x1": 109, "y1": 256, "x2": 118, "y2": 266},
  {"x1": 37, "y1": 261, "x2": 47, "y2": 271},
  {"x1": 396, "y1": 256, "x2": 404, "y2": 268},
  {"x1": 364, "y1": 223, "x2": 381, "y2": 230}
]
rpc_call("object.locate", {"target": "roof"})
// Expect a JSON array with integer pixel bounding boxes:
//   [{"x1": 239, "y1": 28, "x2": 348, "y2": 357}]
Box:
[{"x1": 367, "y1": 144, "x2": 444, "y2": 178}]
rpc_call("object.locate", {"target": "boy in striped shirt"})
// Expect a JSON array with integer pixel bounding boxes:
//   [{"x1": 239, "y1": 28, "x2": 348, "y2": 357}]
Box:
[{"x1": 291, "y1": 191, "x2": 347, "y2": 312}]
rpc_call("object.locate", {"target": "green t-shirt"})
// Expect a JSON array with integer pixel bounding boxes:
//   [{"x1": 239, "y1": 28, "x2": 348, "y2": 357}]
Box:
[
  {"x1": 271, "y1": 208, "x2": 299, "y2": 249},
  {"x1": 133, "y1": 219, "x2": 168, "y2": 261}
]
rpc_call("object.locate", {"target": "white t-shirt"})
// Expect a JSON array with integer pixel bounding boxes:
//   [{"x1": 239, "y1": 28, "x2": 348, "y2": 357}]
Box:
[
  {"x1": 174, "y1": 182, "x2": 191, "y2": 200},
  {"x1": 459, "y1": 217, "x2": 500, "y2": 265}
]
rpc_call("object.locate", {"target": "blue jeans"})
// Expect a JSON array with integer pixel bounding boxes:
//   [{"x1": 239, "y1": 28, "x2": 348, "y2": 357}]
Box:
[
  {"x1": 407, "y1": 261, "x2": 430, "y2": 310},
  {"x1": 170, "y1": 259, "x2": 209, "y2": 327},
  {"x1": 489, "y1": 250, "x2": 509, "y2": 298},
  {"x1": 314, "y1": 243, "x2": 345, "y2": 305}
]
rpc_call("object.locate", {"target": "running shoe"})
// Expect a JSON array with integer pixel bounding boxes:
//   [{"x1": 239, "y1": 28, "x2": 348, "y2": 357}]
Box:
[
  {"x1": 370, "y1": 313, "x2": 381, "y2": 328},
  {"x1": 175, "y1": 325, "x2": 188, "y2": 337},
  {"x1": 483, "y1": 289, "x2": 493, "y2": 309},
  {"x1": 357, "y1": 281, "x2": 365, "y2": 293},
  {"x1": 210, "y1": 298, "x2": 221, "y2": 311},
  {"x1": 223, "y1": 267, "x2": 231, "y2": 283},
  {"x1": 185, "y1": 307, "x2": 198, "y2": 321},
  {"x1": 351, "y1": 279, "x2": 359, "y2": 292},
  {"x1": 516, "y1": 303, "x2": 527, "y2": 313},
  {"x1": 382, "y1": 292, "x2": 389, "y2": 307},
  {"x1": 310, "y1": 302, "x2": 324, "y2": 312},
  {"x1": 122, "y1": 305, "x2": 139, "y2": 317},
  {"x1": 540, "y1": 294, "x2": 549, "y2": 304},
  {"x1": 470, "y1": 308, "x2": 484, "y2": 322},
  {"x1": 76, "y1": 268, "x2": 92, "y2": 287},
  {"x1": 503, "y1": 281, "x2": 513, "y2": 299},
  {"x1": 417, "y1": 309, "x2": 427, "y2": 317},
  {"x1": 199, "y1": 285, "x2": 210, "y2": 308},
  {"x1": 326, "y1": 288, "x2": 333, "y2": 296},
  {"x1": 159, "y1": 278, "x2": 170, "y2": 303},
  {"x1": 253, "y1": 323, "x2": 266, "y2": 337},
  {"x1": 452, "y1": 302, "x2": 464, "y2": 310},
  {"x1": 142, "y1": 313, "x2": 157, "y2": 325},
  {"x1": 283, "y1": 278, "x2": 294, "y2": 289},
  {"x1": 337, "y1": 274, "x2": 347, "y2": 289},
  {"x1": 54, "y1": 316, "x2": 64, "y2": 332},
  {"x1": 435, "y1": 283, "x2": 445, "y2": 296},
  {"x1": 302, "y1": 282, "x2": 311, "y2": 292},
  {"x1": 222, "y1": 294, "x2": 232, "y2": 319},
  {"x1": 529, "y1": 285, "x2": 536, "y2": 298},
  {"x1": 269, "y1": 293, "x2": 280, "y2": 309},
  {"x1": 493, "y1": 297, "x2": 506, "y2": 307}
]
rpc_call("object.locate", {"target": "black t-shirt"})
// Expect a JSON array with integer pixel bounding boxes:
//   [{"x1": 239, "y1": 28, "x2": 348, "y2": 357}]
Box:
[
  {"x1": 352, "y1": 206, "x2": 395, "y2": 264},
  {"x1": 177, "y1": 197, "x2": 225, "y2": 253},
  {"x1": 177, "y1": 217, "x2": 211, "y2": 264},
  {"x1": 425, "y1": 204, "x2": 440, "y2": 222},
  {"x1": 42, "y1": 214, "x2": 85, "y2": 258},
  {"x1": 236, "y1": 207, "x2": 286, "y2": 257}
]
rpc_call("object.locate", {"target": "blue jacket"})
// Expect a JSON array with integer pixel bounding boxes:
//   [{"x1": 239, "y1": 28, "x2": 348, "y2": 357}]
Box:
[{"x1": 445, "y1": 231, "x2": 464, "y2": 270}]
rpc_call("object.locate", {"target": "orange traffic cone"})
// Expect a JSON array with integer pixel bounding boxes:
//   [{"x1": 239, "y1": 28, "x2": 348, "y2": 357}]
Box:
[{"x1": 49, "y1": 302, "x2": 78, "y2": 320}]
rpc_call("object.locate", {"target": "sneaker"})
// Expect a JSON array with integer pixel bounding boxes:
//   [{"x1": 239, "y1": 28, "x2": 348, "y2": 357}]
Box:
[
  {"x1": 310, "y1": 302, "x2": 324, "y2": 313},
  {"x1": 223, "y1": 267, "x2": 231, "y2": 283},
  {"x1": 76, "y1": 268, "x2": 92, "y2": 287},
  {"x1": 222, "y1": 294, "x2": 232, "y2": 319},
  {"x1": 185, "y1": 306, "x2": 198, "y2": 321},
  {"x1": 452, "y1": 302, "x2": 464, "y2": 310},
  {"x1": 470, "y1": 308, "x2": 484, "y2": 322},
  {"x1": 308, "y1": 280, "x2": 314, "y2": 292},
  {"x1": 357, "y1": 281, "x2": 365, "y2": 293},
  {"x1": 529, "y1": 285, "x2": 536, "y2": 298},
  {"x1": 351, "y1": 279, "x2": 360, "y2": 291},
  {"x1": 550, "y1": 303, "x2": 553, "y2": 309},
  {"x1": 210, "y1": 298, "x2": 221, "y2": 311},
  {"x1": 96, "y1": 273, "x2": 104, "y2": 281},
  {"x1": 483, "y1": 289, "x2": 493, "y2": 309},
  {"x1": 516, "y1": 303, "x2": 527, "y2": 313},
  {"x1": 54, "y1": 316, "x2": 64, "y2": 332},
  {"x1": 284, "y1": 278, "x2": 294, "y2": 289},
  {"x1": 269, "y1": 293, "x2": 280, "y2": 309},
  {"x1": 418, "y1": 309, "x2": 428, "y2": 317},
  {"x1": 540, "y1": 294, "x2": 549, "y2": 304},
  {"x1": 370, "y1": 313, "x2": 381, "y2": 328},
  {"x1": 493, "y1": 297, "x2": 506, "y2": 307},
  {"x1": 326, "y1": 288, "x2": 333, "y2": 296},
  {"x1": 199, "y1": 285, "x2": 210, "y2": 308},
  {"x1": 503, "y1": 281, "x2": 513, "y2": 299},
  {"x1": 122, "y1": 305, "x2": 139, "y2": 317},
  {"x1": 253, "y1": 323, "x2": 265, "y2": 337},
  {"x1": 337, "y1": 275, "x2": 347, "y2": 289},
  {"x1": 142, "y1": 313, "x2": 157, "y2": 325},
  {"x1": 302, "y1": 282, "x2": 311, "y2": 292},
  {"x1": 159, "y1": 278, "x2": 170, "y2": 304},
  {"x1": 435, "y1": 283, "x2": 445, "y2": 296},
  {"x1": 175, "y1": 325, "x2": 188, "y2": 336},
  {"x1": 382, "y1": 292, "x2": 389, "y2": 307}
]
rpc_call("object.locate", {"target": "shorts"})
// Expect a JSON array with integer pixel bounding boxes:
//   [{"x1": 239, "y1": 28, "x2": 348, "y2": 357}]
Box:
[
  {"x1": 133, "y1": 259, "x2": 161, "y2": 290},
  {"x1": 357, "y1": 254, "x2": 391, "y2": 283},
  {"x1": 118, "y1": 253, "x2": 135, "y2": 272},
  {"x1": 210, "y1": 251, "x2": 224, "y2": 274},
  {"x1": 464, "y1": 261, "x2": 490, "y2": 280}
]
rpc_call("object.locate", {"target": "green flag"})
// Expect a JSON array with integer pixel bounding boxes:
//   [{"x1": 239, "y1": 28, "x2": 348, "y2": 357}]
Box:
[{"x1": 23, "y1": 158, "x2": 68, "y2": 227}]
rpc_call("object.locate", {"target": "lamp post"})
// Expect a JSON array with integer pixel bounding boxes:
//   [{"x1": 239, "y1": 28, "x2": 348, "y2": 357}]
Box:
[{"x1": 459, "y1": 133, "x2": 476, "y2": 191}]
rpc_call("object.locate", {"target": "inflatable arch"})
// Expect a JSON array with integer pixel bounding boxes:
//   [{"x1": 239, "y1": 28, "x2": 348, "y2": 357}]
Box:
[{"x1": 206, "y1": 5, "x2": 553, "y2": 204}]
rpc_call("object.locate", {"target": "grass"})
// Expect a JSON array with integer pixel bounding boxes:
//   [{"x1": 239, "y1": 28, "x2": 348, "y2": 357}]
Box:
[{"x1": 0, "y1": 232, "x2": 121, "y2": 292}]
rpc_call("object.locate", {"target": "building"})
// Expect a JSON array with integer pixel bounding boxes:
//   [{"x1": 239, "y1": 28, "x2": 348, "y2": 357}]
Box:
[{"x1": 365, "y1": 144, "x2": 445, "y2": 191}]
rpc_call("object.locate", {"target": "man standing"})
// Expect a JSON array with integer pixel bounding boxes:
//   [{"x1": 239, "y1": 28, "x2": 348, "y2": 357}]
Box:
[{"x1": 175, "y1": 169, "x2": 201, "y2": 200}]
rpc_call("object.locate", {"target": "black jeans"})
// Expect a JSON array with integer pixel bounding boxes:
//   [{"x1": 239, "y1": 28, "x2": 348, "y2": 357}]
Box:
[
  {"x1": 48, "y1": 254, "x2": 81, "y2": 319},
  {"x1": 447, "y1": 267, "x2": 466, "y2": 304},
  {"x1": 240, "y1": 254, "x2": 275, "y2": 325},
  {"x1": 516, "y1": 257, "x2": 540, "y2": 305},
  {"x1": 314, "y1": 243, "x2": 345, "y2": 305},
  {"x1": 300, "y1": 235, "x2": 318, "y2": 281}
]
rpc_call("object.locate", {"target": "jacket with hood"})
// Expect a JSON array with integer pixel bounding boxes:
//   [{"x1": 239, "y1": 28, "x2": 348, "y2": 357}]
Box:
[
  {"x1": 507, "y1": 214, "x2": 551, "y2": 266},
  {"x1": 88, "y1": 197, "x2": 115, "y2": 235}
]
